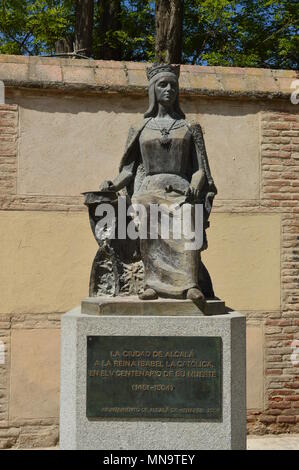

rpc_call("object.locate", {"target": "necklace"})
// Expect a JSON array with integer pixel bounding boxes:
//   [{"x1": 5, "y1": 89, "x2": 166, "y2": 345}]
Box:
[{"x1": 152, "y1": 118, "x2": 177, "y2": 150}]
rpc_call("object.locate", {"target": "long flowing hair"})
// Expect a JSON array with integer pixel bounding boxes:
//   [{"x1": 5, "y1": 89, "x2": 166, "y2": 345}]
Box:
[{"x1": 144, "y1": 81, "x2": 185, "y2": 119}]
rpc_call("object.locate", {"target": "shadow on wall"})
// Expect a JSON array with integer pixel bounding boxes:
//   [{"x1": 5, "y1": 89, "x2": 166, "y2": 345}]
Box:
[{"x1": 7, "y1": 88, "x2": 262, "y2": 117}]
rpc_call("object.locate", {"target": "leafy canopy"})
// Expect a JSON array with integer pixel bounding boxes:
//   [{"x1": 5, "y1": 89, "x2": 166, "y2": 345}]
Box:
[
  {"x1": 0, "y1": 0, "x2": 298, "y2": 69},
  {"x1": 184, "y1": 0, "x2": 299, "y2": 69},
  {"x1": 0, "y1": 0, "x2": 74, "y2": 55}
]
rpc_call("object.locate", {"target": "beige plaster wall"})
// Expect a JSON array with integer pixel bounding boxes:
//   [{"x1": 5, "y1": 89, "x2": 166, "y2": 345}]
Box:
[
  {"x1": 246, "y1": 323, "x2": 264, "y2": 410},
  {"x1": 0, "y1": 211, "x2": 96, "y2": 314},
  {"x1": 0, "y1": 210, "x2": 280, "y2": 315},
  {"x1": 10, "y1": 329, "x2": 60, "y2": 419},
  {"x1": 202, "y1": 213, "x2": 281, "y2": 311},
  {"x1": 17, "y1": 93, "x2": 260, "y2": 201}
]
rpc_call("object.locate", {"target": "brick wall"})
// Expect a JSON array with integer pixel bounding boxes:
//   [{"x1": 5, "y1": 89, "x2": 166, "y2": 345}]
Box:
[
  {"x1": 0, "y1": 105, "x2": 17, "y2": 443},
  {"x1": 0, "y1": 104, "x2": 17, "y2": 196},
  {"x1": 0, "y1": 105, "x2": 59, "y2": 448},
  {"x1": 246, "y1": 112, "x2": 299, "y2": 433}
]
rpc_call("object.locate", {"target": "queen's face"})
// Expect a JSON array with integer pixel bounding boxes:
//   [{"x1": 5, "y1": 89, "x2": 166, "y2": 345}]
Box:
[{"x1": 154, "y1": 76, "x2": 178, "y2": 107}]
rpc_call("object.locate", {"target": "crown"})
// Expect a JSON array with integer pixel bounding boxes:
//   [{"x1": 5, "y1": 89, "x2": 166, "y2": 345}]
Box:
[{"x1": 146, "y1": 63, "x2": 180, "y2": 82}]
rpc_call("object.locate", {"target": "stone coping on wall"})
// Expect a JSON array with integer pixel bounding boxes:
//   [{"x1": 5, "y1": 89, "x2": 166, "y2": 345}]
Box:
[{"x1": 0, "y1": 54, "x2": 298, "y2": 100}]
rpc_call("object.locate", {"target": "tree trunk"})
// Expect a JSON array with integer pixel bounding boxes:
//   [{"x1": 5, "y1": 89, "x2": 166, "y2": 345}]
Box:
[
  {"x1": 155, "y1": 0, "x2": 184, "y2": 64},
  {"x1": 75, "y1": 0, "x2": 94, "y2": 57},
  {"x1": 97, "y1": 0, "x2": 122, "y2": 60},
  {"x1": 55, "y1": 36, "x2": 73, "y2": 55}
]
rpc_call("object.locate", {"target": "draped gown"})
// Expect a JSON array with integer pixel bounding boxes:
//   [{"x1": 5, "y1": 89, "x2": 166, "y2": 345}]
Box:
[{"x1": 131, "y1": 120, "x2": 202, "y2": 298}]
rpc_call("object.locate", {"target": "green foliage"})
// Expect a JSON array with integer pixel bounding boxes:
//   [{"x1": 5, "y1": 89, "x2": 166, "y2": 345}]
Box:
[
  {"x1": 0, "y1": 0, "x2": 298, "y2": 69},
  {"x1": 118, "y1": 0, "x2": 155, "y2": 61},
  {"x1": 0, "y1": 0, "x2": 74, "y2": 55},
  {"x1": 184, "y1": 0, "x2": 299, "y2": 69},
  {"x1": 92, "y1": 1, "x2": 155, "y2": 61}
]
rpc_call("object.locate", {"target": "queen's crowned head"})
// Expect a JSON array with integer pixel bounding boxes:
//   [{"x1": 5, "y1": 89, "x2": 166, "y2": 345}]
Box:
[{"x1": 144, "y1": 63, "x2": 185, "y2": 119}]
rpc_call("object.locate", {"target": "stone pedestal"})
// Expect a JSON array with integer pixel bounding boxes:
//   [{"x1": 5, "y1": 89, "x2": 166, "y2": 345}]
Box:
[{"x1": 60, "y1": 297, "x2": 246, "y2": 450}]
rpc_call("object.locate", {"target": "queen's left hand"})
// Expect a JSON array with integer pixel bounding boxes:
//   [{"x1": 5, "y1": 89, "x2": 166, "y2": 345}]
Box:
[{"x1": 186, "y1": 186, "x2": 202, "y2": 202}]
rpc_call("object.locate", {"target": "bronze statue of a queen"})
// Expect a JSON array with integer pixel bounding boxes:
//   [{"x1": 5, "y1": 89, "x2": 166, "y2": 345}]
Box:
[{"x1": 100, "y1": 63, "x2": 217, "y2": 301}]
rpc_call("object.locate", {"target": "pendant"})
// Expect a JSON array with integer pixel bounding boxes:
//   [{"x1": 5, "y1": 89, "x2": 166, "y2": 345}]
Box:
[{"x1": 160, "y1": 128, "x2": 172, "y2": 151}]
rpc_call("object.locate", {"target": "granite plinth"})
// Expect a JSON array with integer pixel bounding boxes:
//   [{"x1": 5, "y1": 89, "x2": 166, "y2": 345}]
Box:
[
  {"x1": 81, "y1": 296, "x2": 226, "y2": 316},
  {"x1": 60, "y1": 298, "x2": 246, "y2": 450}
]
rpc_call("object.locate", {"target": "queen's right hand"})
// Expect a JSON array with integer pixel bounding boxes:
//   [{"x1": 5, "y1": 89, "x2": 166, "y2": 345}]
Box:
[{"x1": 99, "y1": 180, "x2": 116, "y2": 192}]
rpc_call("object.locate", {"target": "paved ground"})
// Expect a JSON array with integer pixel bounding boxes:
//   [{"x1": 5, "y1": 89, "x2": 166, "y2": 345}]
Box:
[
  {"x1": 8, "y1": 434, "x2": 299, "y2": 450},
  {"x1": 247, "y1": 434, "x2": 299, "y2": 450},
  {"x1": 9, "y1": 434, "x2": 299, "y2": 450}
]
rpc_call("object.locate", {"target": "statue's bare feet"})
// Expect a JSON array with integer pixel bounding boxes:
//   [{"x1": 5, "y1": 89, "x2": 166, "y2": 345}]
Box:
[
  {"x1": 139, "y1": 288, "x2": 158, "y2": 300},
  {"x1": 186, "y1": 287, "x2": 205, "y2": 301}
]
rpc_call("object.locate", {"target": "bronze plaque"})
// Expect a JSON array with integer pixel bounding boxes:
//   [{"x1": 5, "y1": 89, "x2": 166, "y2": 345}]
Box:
[{"x1": 86, "y1": 336, "x2": 222, "y2": 421}]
